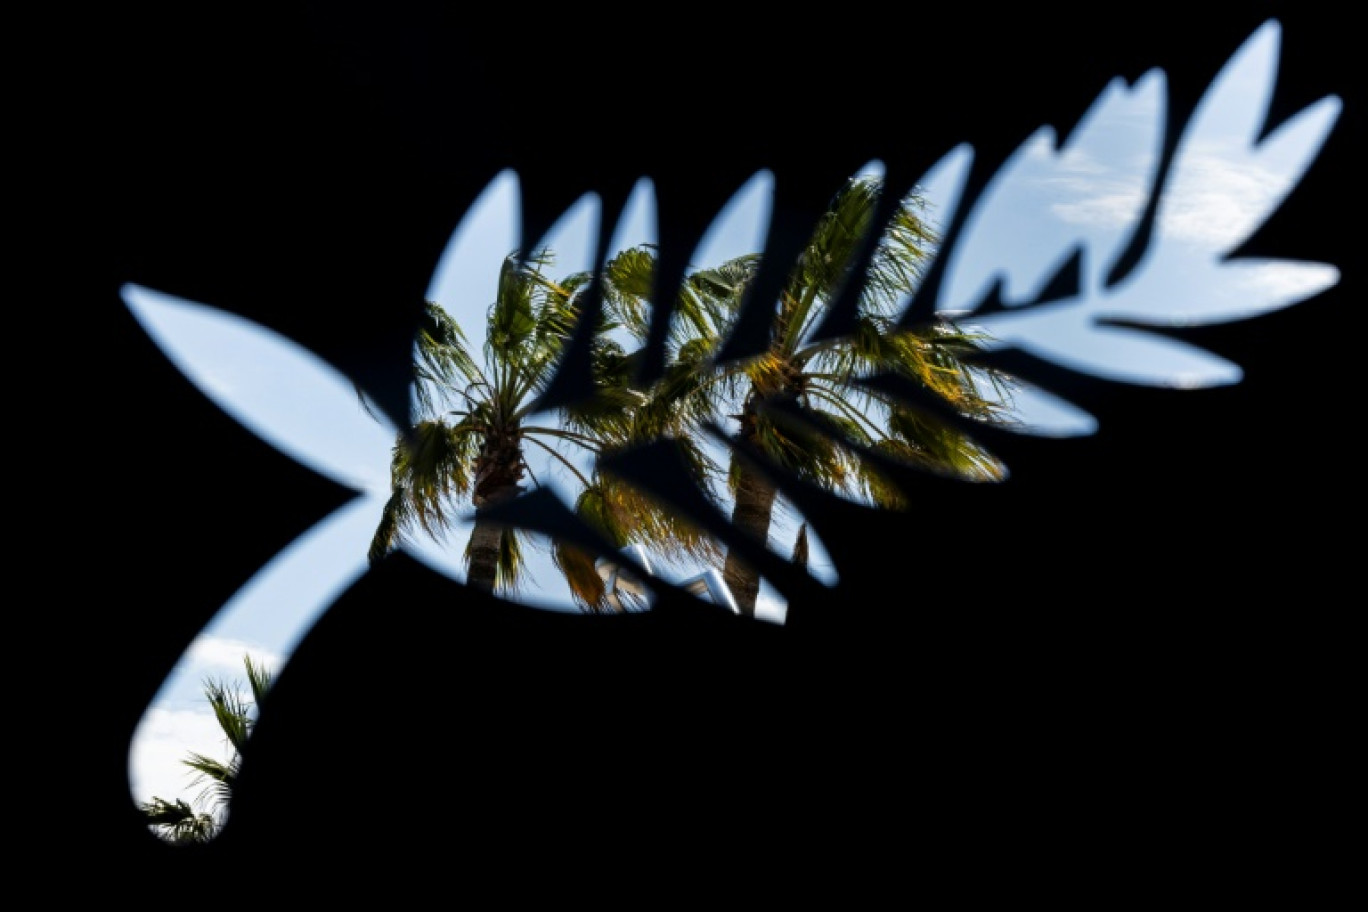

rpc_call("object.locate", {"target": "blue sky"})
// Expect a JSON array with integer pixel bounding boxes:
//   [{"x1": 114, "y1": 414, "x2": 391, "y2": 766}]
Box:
[{"x1": 124, "y1": 18, "x2": 1342, "y2": 833}]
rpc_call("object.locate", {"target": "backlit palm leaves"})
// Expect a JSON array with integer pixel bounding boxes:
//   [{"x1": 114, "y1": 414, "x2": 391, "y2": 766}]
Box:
[
  {"x1": 119, "y1": 18, "x2": 1345, "y2": 847},
  {"x1": 140, "y1": 655, "x2": 273, "y2": 845},
  {"x1": 367, "y1": 249, "x2": 719, "y2": 609},
  {"x1": 588, "y1": 174, "x2": 1018, "y2": 614},
  {"x1": 369, "y1": 174, "x2": 1018, "y2": 617}
]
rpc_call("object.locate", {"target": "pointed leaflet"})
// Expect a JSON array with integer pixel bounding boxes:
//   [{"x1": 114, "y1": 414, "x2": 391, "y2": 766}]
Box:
[
  {"x1": 946, "y1": 17, "x2": 1340, "y2": 393},
  {"x1": 425, "y1": 168, "x2": 600, "y2": 384},
  {"x1": 121, "y1": 283, "x2": 397, "y2": 492},
  {"x1": 934, "y1": 70, "x2": 1166, "y2": 315},
  {"x1": 127, "y1": 493, "x2": 383, "y2": 820},
  {"x1": 1108, "y1": 18, "x2": 1343, "y2": 327},
  {"x1": 890, "y1": 143, "x2": 1101, "y2": 437},
  {"x1": 123, "y1": 284, "x2": 397, "y2": 823}
]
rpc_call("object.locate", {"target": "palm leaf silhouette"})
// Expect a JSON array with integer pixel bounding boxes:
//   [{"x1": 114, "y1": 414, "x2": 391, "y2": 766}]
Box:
[
  {"x1": 930, "y1": 18, "x2": 1340, "y2": 396},
  {"x1": 123, "y1": 15, "x2": 1342, "y2": 838}
]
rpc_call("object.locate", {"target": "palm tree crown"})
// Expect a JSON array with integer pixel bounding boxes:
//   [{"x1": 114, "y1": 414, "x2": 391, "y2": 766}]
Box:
[
  {"x1": 599, "y1": 173, "x2": 1019, "y2": 614},
  {"x1": 368, "y1": 174, "x2": 1018, "y2": 617},
  {"x1": 368, "y1": 249, "x2": 718, "y2": 610},
  {"x1": 140, "y1": 655, "x2": 273, "y2": 845}
]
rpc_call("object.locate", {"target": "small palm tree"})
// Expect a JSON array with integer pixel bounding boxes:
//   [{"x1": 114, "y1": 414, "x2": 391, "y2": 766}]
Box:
[
  {"x1": 140, "y1": 654, "x2": 273, "y2": 845},
  {"x1": 600, "y1": 174, "x2": 1019, "y2": 615},
  {"x1": 368, "y1": 249, "x2": 719, "y2": 609}
]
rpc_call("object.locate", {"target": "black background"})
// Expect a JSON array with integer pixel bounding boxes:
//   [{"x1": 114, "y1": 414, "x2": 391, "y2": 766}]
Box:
[{"x1": 34, "y1": 0, "x2": 1361, "y2": 895}]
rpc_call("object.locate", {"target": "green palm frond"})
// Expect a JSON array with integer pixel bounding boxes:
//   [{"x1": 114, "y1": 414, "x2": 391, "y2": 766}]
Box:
[
  {"x1": 572, "y1": 484, "x2": 632, "y2": 549},
  {"x1": 244, "y1": 654, "x2": 273, "y2": 713},
  {"x1": 551, "y1": 484, "x2": 628, "y2": 612},
  {"x1": 585, "y1": 245, "x2": 660, "y2": 341},
  {"x1": 884, "y1": 405, "x2": 1005, "y2": 481},
  {"x1": 858, "y1": 441, "x2": 914, "y2": 509},
  {"x1": 858, "y1": 193, "x2": 939, "y2": 317},
  {"x1": 621, "y1": 342, "x2": 724, "y2": 440},
  {"x1": 494, "y1": 526, "x2": 525, "y2": 593},
  {"x1": 551, "y1": 537, "x2": 610, "y2": 612},
  {"x1": 369, "y1": 484, "x2": 408, "y2": 565},
  {"x1": 489, "y1": 250, "x2": 542, "y2": 354},
  {"x1": 389, "y1": 419, "x2": 479, "y2": 536},
  {"x1": 203, "y1": 678, "x2": 253, "y2": 755},
  {"x1": 370, "y1": 171, "x2": 1016, "y2": 612},
  {"x1": 183, "y1": 751, "x2": 239, "y2": 811},
  {"x1": 730, "y1": 410, "x2": 842, "y2": 494},
  {"x1": 671, "y1": 253, "x2": 763, "y2": 350},
  {"x1": 142, "y1": 654, "x2": 272, "y2": 845},
  {"x1": 415, "y1": 301, "x2": 484, "y2": 417},
  {"x1": 778, "y1": 177, "x2": 886, "y2": 345},
  {"x1": 140, "y1": 797, "x2": 218, "y2": 845},
  {"x1": 594, "y1": 469, "x2": 723, "y2": 572}
]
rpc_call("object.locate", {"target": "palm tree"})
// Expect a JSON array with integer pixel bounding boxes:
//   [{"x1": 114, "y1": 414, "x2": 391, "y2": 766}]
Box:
[
  {"x1": 140, "y1": 654, "x2": 273, "y2": 845},
  {"x1": 367, "y1": 249, "x2": 719, "y2": 610},
  {"x1": 599, "y1": 174, "x2": 1019, "y2": 615}
]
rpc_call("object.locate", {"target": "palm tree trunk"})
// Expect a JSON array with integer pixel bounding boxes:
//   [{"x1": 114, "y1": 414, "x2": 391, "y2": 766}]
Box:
[
  {"x1": 468, "y1": 433, "x2": 525, "y2": 595},
  {"x1": 723, "y1": 460, "x2": 778, "y2": 616},
  {"x1": 466, "y1": 515, "x2": 505, "y2": 593}
]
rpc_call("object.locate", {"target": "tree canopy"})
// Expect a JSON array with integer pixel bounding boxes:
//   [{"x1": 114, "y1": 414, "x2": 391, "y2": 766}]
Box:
[{"x1": 368, "y1": 173, "x2": 1019, "y2": 614}]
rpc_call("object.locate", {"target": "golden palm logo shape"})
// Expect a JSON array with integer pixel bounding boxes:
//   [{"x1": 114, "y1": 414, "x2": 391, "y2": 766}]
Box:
[{"x1": 125, "y1": 17, "x2": 1340, "y2": 841}]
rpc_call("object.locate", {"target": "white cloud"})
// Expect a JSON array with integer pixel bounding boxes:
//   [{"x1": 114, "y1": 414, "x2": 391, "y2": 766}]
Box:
[
  {"x1": 186, "y1": 635, "x2": 282, "y2": 677},
  {"x1": 1157, "y1": 141, "x2": 1287, "y2": 249},
  {"x1": 128, "y1": 635, "x2": 281, "y2": 815},
  {"x1": 754, "y1": 592, "x2": 787, "y2": 625},
  {"x1": 1234, "y1": 260, "x2": 1341, "y2": 299},
  {"x1": 1049, "y1": 185, "x2": 1150, "y2": 229},
  {"x1": 128, "y1": 705, "x2": 234, "y2": 808},
  {"x1": 1027, "y1": 145, "x2": 1154, "y2": 230}
]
